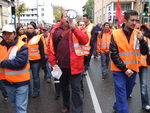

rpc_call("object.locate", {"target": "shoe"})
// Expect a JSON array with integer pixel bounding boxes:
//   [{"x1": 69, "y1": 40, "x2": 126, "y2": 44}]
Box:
[
  {"x1": 143, "y1": 105, "x2": 150, "y2": 111},
  {"x1": 47, "y1": 78, "x2": 51, "y2": 83},
  {"x1": 3, "y1": 97, "x2": 8, "y2": 102},
  {"x1": 112, "y1": 105, "x2": 116, "y2": 113},
  {"x1": 61, "y1": 107, "x2": 69, "y2": 113},
  {"x1": 83, "y1": 71, "x2": 87, "y2": 76},
  {"x1": 32, "y1": 93, "x2": 39, "y2": 98},
  {"x1": 44, "y1": 75, "x2": 47, "y2": 79},
  {"x1": 129, "y1": 94, "x2": 132, "y2": 98},
  {"x1": 102, "y1": 75, "x2": 107, "y2": 80},
  {"x1": 55, "y1": 95, "x2": 60, "y2": 100}
]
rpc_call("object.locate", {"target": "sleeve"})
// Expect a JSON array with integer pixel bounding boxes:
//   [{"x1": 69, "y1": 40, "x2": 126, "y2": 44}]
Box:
[
  {"x1": 38, "y1": 39, "x2": 46, "y2": 65},
  {"x1": 109, "y1": 36, "x2": 128, "y2": 72},
  {"x1": 139, "y1": 39, "x2": 149, "y2": 55},
  {"x1": 73, "y1": 27, "x2": 89, "y2": 45},
  {"x1": 1, "y1": 45, "x2": 28, "y2": 70},
  {"x1": 47, "y1": 34, "x2": 57, "y2": 66}
]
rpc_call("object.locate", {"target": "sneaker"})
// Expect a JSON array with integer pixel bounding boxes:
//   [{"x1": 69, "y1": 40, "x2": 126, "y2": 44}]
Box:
[
  {"x1": 102, "y1": 75, "x2": 107, "y2": 80},
  {"x1": 47, "y1": 78, "x2": 51, "y2": 83},
  {"x1": 3, "y1": 97, "x2": 8, "y2": 102},
  {"x1": 32, "y1": 93, "x2": 39, "y2": 98},
  {"x1": 143, "y1": 105, "x2": 150, "y2": 111},
  {"x1": 112, "y1": 105, "x2": 116, "y2": 113}
]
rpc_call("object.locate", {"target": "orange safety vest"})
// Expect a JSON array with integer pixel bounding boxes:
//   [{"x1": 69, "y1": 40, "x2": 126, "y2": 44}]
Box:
[
  {"x1": 0, "y1": 39, "x2": 30, "y2": 82},
  {"x1": 40, "y1": 34, "x2": 49, "y2": 56},
  {"x1": 18, "y1": 34, "x2": 27, "y2": 44},
  {"x1": 28, "y1": 35, "x2": 41, "y2": 60},
  {"x1": 111, "y1": 29, "x2": 141, "y2": 72},
  {"x1": 49, "y1": 29, "x2": 84, "y2": 56},
  {"x1": 97, "y1": 31, "x2": 112, "y2": 53},
  {"x1": 140, "y1": 37, "x2": 150, "y2": 67},
  {"x1": 84, "y1": 23, "x2": 94, "y2": 56}
]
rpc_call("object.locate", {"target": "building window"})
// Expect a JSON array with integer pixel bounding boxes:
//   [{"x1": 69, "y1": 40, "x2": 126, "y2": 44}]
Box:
[
  {"x1": 41, "y1": 13, "x2": 44, "y2": 16},
  {"x1": 41, "y1": 8, "x2": 44, "y2": 11},
  {"x1": 5, "y1": 20, "x2": 7, "y2": 24},
  {"x1": 114, "y1": 3, "x2": 130, "y2": 11}
]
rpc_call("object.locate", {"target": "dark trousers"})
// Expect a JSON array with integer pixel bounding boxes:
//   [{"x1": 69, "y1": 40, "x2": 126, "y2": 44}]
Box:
[
  {"x1": 60, "y1": 68, "x2": 83, "y2": 113},
  {"x1": 84, "y1": 55, "x2": 91, "y2": 71}
]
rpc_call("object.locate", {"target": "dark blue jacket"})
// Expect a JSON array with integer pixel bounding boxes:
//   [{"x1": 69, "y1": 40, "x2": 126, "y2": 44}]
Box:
[{"x1": 0, "y1": 37, "x2": 28, "y2": 70}]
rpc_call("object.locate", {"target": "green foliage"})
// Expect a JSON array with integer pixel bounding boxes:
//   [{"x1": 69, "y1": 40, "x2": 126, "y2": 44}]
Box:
[
  {"x1": 53, "y1": 6, "x2": 65, "y2": 22},
  {"x1": 85, "y1": 0, "x2": 94, "y2": 22},
  {"x1": 16, "y1": 0, "x2": 29, "y2": 23}
]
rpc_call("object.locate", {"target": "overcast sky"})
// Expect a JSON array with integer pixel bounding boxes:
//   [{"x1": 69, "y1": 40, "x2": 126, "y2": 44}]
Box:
[{"x1": 22, "y1": 0, "x2": 87, "y2": 14}]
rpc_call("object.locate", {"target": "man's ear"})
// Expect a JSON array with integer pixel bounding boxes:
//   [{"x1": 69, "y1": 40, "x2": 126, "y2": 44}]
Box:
[{"x1": 14, "y1": 32, "x2": 17, "y2": 37}]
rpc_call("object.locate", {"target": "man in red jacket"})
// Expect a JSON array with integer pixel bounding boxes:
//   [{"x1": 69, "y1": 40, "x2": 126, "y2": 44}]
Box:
[{"x1": 48, "y1": 10, "x2": 89, "y2": 113}]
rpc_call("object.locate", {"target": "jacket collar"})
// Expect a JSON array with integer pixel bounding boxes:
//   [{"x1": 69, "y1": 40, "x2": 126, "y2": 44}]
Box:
[{"x1": 0, "y1": 37, "x2": 18, "y2": 47}]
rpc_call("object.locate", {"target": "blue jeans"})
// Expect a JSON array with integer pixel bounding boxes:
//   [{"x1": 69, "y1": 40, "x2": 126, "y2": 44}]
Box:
[
  {"x1": 43, "y1": 62, "x2": 52, "y2": 79},
  {"x1": 5, "y1": 85, "x2": 29, "y2": 113},
  {"x1": 30, "y1": 61, "x2": 41, "y2": 94},
  {"x1": 113, "y1": 71, "x2": 136, "y2": 113},
  {"x1": 0, "y1": 80, "x2": 8, "y2": 98},
  {"x1": 100, "y1": 53, "x2": 110, "y2": 76},
  {"x1": 139, "y1": 66, "x2": 149, "y2": 107}
]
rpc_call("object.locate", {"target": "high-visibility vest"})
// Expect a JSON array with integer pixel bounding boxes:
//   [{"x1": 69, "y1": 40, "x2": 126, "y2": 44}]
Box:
[
  {"x1": 0, "y1": 39, "x2": 30, "y2": 82},
  {"x1": 111, "y1": 29, "x2": 141, "y2": 72},
  {"x1": 40, "y1": 34, "x2": 48, "y2": 56},
  {"x1": 84, "y1": 23, "x2": 94, "y2": 56},
  {"x1": 18, "y1": 34, "x2": 27, "y2": 44},
  {"x1": 49, "y1": 29, "x2": 84, "y2": 56},
  {"x1": 28, "y1": 35, "x2": 41, "y2": 60},
  {"x1": 97, "y1": 31, "x2": 111, "y2": 53},
  {"x1": 140, "y1": 37, "x2": 150, "y2": 67}
]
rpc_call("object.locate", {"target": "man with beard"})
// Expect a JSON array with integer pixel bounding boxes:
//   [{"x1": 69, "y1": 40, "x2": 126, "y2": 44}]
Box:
[
  {"x1": 110, "y1": 10, "x2": 149, "y2": 113},
  {"x1": 48, "y1": 10, "x2": 88, "y2": 113},
  {"x1": 26, "y1": 22, "x2": 45, "y2": 98}
]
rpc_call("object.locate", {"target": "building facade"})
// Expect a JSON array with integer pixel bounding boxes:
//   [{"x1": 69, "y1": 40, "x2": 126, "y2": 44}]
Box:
[
  {"x1": 0, "y1": 0, "x2": 9, "y2": 30},
  {"x1": 94, "y1": 0, "x2": 149, "y2": 25},
  {"x1": 20, "y1": 0, "x2": 54, "y2": 25}
]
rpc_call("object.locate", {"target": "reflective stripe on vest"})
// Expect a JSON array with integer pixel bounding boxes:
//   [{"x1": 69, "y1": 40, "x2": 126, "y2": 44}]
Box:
[
  {"x1": 119, "y1": 52, "x2": 140, "y2": 56},
  {"x1": 29, "y1": 52, "x2": 40, "y2": 56},
  {"x1": 5, "y1": 69, "x2": 30, "y2": 75}
]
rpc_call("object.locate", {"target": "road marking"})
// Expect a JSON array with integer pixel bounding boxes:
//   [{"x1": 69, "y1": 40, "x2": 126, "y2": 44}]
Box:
[{"x1": 86, "y1": 71, "x2": 102, "y2": 113}]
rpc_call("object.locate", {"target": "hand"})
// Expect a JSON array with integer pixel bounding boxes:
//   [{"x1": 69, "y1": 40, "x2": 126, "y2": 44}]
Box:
[
  {"x1": 136, "y1": 32, "x2": 144, "y2": 40},
  {"x1": 68, "y1": 18, "x2": 75, "y2": 29},
  {"x1": 98, "y1": 31, "x2": 102, "y2": 34},
  {"x1": 125, "y1": 69, "x2": 134, "y2": 77},
  {"x1": 52, "y1": 64, "x2": 59, "y2": 71}
]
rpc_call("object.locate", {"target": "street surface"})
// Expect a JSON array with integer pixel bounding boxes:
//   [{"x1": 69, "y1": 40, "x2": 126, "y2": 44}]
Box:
[{"x1": 0, "y1": 56, "x2": 150, "y2": 113}]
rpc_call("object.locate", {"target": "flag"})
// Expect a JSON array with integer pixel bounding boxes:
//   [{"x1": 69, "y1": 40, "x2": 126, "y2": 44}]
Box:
[{"x1": 116, "y1": 0, "x2": 124, "y2": 28}]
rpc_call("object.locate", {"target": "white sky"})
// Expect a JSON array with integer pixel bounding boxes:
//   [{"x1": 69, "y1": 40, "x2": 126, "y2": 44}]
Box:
[{"x1": 22, "y1": 0, "x2": 88, "y2": 14}]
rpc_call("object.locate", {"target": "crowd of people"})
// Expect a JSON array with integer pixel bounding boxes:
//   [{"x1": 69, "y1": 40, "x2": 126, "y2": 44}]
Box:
[{"x1": 0, "y1": 9, "x2": 150, "y2": 113}]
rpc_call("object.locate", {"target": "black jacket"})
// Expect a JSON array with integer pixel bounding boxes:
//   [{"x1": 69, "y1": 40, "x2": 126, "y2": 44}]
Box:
[{"x1": 110, "y1": 29, "x2": 149, "y2": 72}]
